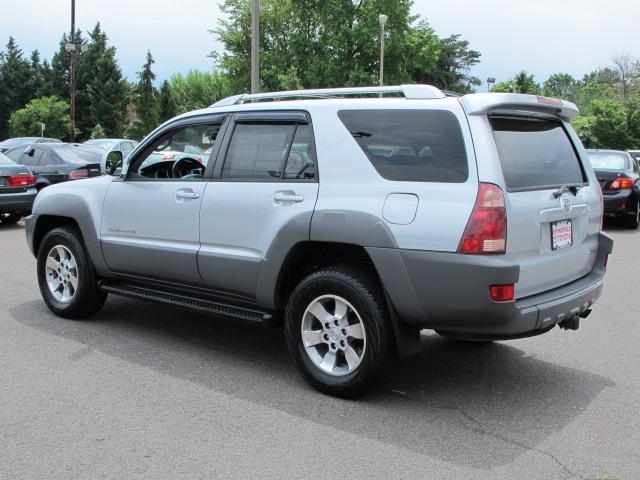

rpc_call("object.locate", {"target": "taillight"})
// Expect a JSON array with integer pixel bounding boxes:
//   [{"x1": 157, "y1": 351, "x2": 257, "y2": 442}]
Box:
[
  {"x1": 8, "y1": 175, "x2": 36, "y2": 186},
  {"x1": 490, "y1": 284, "x2": 515, "y2": 302},
  {"x1": 68, "y1": 169, "x2": 89, "y2": 180},
  {"x1": 458, "y1": 183, "x2": 507, "y2": 254},
  {"x1": 609, "y1": 177, "x2": 635, "y2": 190}
]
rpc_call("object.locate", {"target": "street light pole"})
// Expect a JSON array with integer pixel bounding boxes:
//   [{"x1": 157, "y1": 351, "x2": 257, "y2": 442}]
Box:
[
  {"x1": 251, "y1": 0, "x2": 260, "y2": 94},
  {"x1": 378, "y1": 14, "x2": 388, "y2": 87},
  {"x1": 486, "y1": 76, "x2": 496, "y2": 92}
]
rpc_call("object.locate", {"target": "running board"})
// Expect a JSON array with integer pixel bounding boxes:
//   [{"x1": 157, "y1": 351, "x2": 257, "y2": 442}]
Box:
[{"x1": 99, "y1": 280, "x2": 273, "y2": 324}]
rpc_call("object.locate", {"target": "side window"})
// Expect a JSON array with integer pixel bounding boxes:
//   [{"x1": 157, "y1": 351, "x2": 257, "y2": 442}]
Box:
[
  {"x1": 338, "y1": 109, "x2": 469, "y2": 183},
  {"x1": 128, "y1": 120, "x2": 224, "y2": 180},
  {"x1": 222, "y1": 123, "x2": 296, "y2": 180},
  {"x1": 284, "y1": 124, "x2": 316, "y2": 180},
  {"x1": 20, "y1": 149, "x2": 39, "y2": 167}
]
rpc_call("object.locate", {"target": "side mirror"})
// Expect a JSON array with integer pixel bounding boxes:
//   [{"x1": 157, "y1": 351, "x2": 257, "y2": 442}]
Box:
[{"x1": 105, "y1": 151, "x2": 123, "y2": 176}]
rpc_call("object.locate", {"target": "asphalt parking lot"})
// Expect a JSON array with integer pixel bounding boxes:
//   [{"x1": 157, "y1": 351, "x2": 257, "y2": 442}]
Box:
[{"x1": 0, "y1": 220, "x2": 638, "y2": 479}]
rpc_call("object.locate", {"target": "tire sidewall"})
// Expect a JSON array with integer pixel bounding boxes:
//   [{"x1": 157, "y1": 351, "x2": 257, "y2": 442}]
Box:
[{"x1": 285, "y1": 270, "x2": 388, "y2": 395}]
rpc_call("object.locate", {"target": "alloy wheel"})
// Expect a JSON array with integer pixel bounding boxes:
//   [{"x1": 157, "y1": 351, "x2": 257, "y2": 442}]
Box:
[
  {"x1": 45, "y1": 245, "x2": 79, "y2": 303},
  {"x1": 300, "y1": 294, "x2": 366, "y2": 376}
]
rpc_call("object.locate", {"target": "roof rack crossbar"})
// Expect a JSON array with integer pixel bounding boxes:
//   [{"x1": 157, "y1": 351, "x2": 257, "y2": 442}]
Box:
[{"x1": 211, "y1": 84, "x2": 446, "y2": 107}]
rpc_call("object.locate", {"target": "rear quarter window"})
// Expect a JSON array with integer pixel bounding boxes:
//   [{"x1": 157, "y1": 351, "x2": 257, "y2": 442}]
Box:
[
  {"x1": 338, "y1": 109, "x2": 468, "y2": 183},
  {"x1": 491, "y1": 116, "x2": 586, "y2": 191}
]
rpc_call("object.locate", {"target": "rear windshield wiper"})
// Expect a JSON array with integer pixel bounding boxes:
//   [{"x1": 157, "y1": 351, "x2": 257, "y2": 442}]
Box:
[{"x1": 552, "y1": 184, "x2": 582, "y2": 198}]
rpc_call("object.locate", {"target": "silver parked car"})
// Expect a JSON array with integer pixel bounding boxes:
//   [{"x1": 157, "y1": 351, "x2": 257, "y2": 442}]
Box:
[{"x1": 24, "y1": 85, "x2": 612, "y2": 397}]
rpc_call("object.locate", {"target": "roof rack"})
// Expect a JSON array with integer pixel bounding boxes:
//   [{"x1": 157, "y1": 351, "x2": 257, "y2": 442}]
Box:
[{"x1": 211, "y1": 84, "x2": 446, "y2": 107}]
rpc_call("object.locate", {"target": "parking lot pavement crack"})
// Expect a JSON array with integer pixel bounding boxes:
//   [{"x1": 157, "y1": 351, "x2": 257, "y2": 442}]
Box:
[{"x1": 387, "y1": 391, "x2": 587, "y2": 480}]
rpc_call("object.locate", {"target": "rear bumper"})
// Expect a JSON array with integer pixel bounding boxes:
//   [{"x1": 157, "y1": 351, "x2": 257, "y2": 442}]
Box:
[
  {"x1": 367, "y1": 232, "x2": 613, "y2": 338},
  {"x1": 602, "y1": 189, "x2": 633, "y2": 214},
  {"x1": 0, "y1": 189, "x2": 37, "y2": 213}
]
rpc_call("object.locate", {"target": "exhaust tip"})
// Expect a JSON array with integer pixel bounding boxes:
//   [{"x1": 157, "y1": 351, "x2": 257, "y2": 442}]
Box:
[{"x1": 558, "y1": 315, "x2": 580, "y2": 331}]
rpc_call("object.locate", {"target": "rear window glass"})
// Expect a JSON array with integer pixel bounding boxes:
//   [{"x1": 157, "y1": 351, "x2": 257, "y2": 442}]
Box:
[
  {"x1": 0, "y1": 153, "x2": 14, "y2": 165},
  {"x1": 491, "y1": 117, "x2": 585, "y2": 190},
  {"x1": 338, "y1": 110, "x2": 468, "y2": 182},
  {"x1": 53, "y1": 146, "x2": 104, "y2": 164},
  {"x1": 587, "y1": 151, "x2": 629, "y2": 170}
]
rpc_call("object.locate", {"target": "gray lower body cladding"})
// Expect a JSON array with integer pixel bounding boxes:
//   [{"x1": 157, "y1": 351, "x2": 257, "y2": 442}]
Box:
[{"x1": 366, "y1": 232, "x2": 613, "y2": 336}]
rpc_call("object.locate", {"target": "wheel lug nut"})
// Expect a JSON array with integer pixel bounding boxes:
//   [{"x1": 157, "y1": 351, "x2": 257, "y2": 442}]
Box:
[
  {"x1": 341, "y1": 329, "x2": 347, "y2": 335},
  {"x1": 331, "y1": 343, "x2": 336, "y2": 349},
  {"x1": 334, "y1": 319, "x2": 340, "y2": 326},
  {"x1": 325, "y1": 323, "x2": 330, "y2": 329}
]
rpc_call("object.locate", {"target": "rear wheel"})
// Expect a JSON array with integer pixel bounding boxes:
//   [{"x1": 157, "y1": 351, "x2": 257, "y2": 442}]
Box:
[
  {"x1": 625, "y1": 202, "x2": 640, "y2": 229},
  {"x1": 0, "y1": 212, "x2": 22, "y2": 224},
  {"x1": 285, "y1": 267, "x2": 396, "y2": 398},
  {"x1": 37, "y1": 226, "x2": 107, "y2": 319}
]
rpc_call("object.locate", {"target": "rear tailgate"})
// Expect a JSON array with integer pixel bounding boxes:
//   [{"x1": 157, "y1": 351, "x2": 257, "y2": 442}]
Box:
[{"x1": 461, "y1": 94, "x2": 602, "y2": 298}]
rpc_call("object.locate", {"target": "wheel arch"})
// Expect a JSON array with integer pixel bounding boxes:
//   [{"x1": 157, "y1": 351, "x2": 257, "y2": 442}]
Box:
[{"x1": 272, "y1": 241, "x2": 422, "y2": 356}]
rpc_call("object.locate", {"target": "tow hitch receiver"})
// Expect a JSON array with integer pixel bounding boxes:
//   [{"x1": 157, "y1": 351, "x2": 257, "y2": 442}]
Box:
[{"x1": 558, "y1": 308, "x2": 591, "y2": 331}]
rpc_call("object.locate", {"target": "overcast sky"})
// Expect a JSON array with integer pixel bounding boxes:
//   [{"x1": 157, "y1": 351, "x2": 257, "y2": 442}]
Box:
[{"x1": 2, "y1": 0, "x2": 638, "y2": 89}]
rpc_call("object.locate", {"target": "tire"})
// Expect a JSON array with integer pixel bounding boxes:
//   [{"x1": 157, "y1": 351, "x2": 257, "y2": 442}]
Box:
[
  {"x1": 435, "y1": 330, "x2": 494, "y2": 344},
  {"x1": 625, "y1": 202, "x2": 640, "y2": 230},
  {"x1": 0, "y1": 212, "x2": 22, "y2": 224},
  {"x1": 285, "y1": 266, "x2": 396, "y2": 398},
  {"x1": 37, "y1": 226, "x2": 107, "y2": 319}
]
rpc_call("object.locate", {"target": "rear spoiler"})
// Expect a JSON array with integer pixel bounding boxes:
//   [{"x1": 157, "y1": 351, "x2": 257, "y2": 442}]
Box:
[{"x1": 459, "y1": 93, "x2": 580, "y2": 122}]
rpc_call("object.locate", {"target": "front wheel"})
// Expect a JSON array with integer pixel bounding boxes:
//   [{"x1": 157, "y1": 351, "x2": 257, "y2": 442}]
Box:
[
  {"x1": 285, "y1": 267, "x2": 396, "y2": 398},
  {"x1": 0, "y1": 212, "x2": 22, "y2": 224},
  {"x1": 37, "y1": 226, "x2": 107, "y2": 319}
]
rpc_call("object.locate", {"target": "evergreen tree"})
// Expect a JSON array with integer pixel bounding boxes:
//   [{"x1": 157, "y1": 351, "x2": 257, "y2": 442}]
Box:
[
  {"x1": 0, "y1": 37, "x2": 34, "y2": 138},
  {"x1": 158, "y1": 80, "x2": 178, "y2": 122},
  {"x1": 129, "y1": 50, "x2": 159, "y2": 139},
  {"x1": 75, "y1": 23, "x2": 127, "y2": 138}
]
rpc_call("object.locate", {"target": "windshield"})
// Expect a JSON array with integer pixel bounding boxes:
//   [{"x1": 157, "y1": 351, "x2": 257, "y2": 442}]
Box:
[
  {"x1": 0, "y1": 153, "x2": 15, "y2": 165},
  {"x1": 491, "y1": 116, "x2": 585, "y2": 190},
  {"x1": 85, "y1": 140, "x2": 116, "y2": 149},
  {"x1": 587, "y1": 151, "x2": 629, "y2": 170},
  {"x1": 0, "y1": 138, "x2": 34, "y2": 149}
]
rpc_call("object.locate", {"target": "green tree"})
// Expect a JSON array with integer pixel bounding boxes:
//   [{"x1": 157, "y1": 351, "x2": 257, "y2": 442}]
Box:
[
  {"x1": 543, "y1": 73, "x2": 578, "y2": 101},
  {"x1": 423, "y1": 34, "x2": 481, "y2": 93},
  {"x1": 90, "y1": 123, "x2": 106, "y2": 139},
  {"x1": 591, "y1": 99, "x2": 630, "y2": 149},
  {"x1": 493, "y1": 71, "x2": 541, "y2": 94},
  {"x1": 158, "y1": 80, "x2": 178, "y2": 122},
  {"x1": 9, "y1": 96, "x2": 70, "y2": 139},
  {"x1": 626, "y1": 97, "x2": 640, "y2": 147},
  {"x1": 168, "y1": 70, "x2": 230, "y2": 112},
  {"x1": 572, "y1": 116, "x2": 597, "y2": 148},
  {"x1": 128, "y1": 50, "x2": 159, "y2": 140},
  {"x1": 0, "y1": 37, "x2": 34, "y2": 138},
  {"x1": 75, "y1": 23, "x2": 127, "y2": 138},
  {"x1": 213, "y1": 0, "x2": 419, "y2": 91}
]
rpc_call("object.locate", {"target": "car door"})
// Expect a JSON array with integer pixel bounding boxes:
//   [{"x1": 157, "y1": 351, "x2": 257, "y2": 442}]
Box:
[
  {"x1": 100, "y1": 115, "x2": 227, "y2": 285},
  {"x1": 198, "y1": 111, "x2": 319, "y2": 299}
]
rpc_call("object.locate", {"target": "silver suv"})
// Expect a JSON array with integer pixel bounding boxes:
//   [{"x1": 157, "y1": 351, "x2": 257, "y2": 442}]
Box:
[{"x1": 25, "y1": 85, "x2": 613, "y2": 397}]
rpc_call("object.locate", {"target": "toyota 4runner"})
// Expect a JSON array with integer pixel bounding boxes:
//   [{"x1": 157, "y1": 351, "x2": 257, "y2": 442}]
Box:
[{"x1": 25, "y1": 85, "x2": 613, "y2": 397}]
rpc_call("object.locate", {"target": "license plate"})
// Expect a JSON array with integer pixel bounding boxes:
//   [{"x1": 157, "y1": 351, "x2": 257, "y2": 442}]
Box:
[{"x1": 551, "y1": 220, "x2": 572, "y2": 250}]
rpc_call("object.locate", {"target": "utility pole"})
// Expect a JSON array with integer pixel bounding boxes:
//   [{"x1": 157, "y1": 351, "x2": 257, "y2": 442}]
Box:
[
  {"x1": 379, "y1": 14, "x2": 388, "y2": 87},
  {"x1": 251, "y1": 0, "x2": 260, "y2": 94},
  {"x1": 70, "y1": 0, "x2": 76, "y2": 141}
]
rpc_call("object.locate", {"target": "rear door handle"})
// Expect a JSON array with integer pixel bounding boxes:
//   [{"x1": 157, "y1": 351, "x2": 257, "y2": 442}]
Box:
[
  {"x1": 176, "y1": 189, "x2": 201, "y2": 200},
  {"x1": 273, "y1": 191, "x2": 304, "y2": 203}
]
